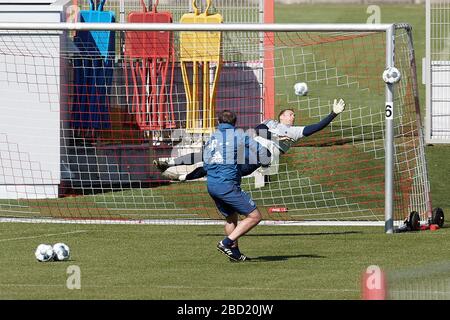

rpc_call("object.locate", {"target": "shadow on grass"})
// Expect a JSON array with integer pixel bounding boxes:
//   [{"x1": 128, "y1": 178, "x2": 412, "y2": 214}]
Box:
[
  {"x1": 247, "y1": 254, "x2": 325, "y2": 262},
  {"x1": 199, "y1": 231, "x2": 362, "y2": 238}
]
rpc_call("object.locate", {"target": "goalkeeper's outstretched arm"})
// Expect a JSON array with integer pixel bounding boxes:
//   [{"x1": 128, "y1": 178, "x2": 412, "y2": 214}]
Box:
[{"x1": 303, "y1": 98, "x2": 345, "y2": 137}]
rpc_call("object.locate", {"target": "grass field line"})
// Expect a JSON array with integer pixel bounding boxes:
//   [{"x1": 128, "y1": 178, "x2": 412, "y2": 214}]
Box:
[
  {"x1": 0, "y1": 230, "x2": 88, "y2": 242},
  {"x1": 0, "y1": 282, "x2": 359, "y2": 293},
  {"x1": 154, "y1": 285, "x2": 360, "y2": 293}
]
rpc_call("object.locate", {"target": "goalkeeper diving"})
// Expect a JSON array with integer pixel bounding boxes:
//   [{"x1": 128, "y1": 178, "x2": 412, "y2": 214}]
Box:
[{"x1": 154, "y1": 98, "x2": 346, "y2": 181}]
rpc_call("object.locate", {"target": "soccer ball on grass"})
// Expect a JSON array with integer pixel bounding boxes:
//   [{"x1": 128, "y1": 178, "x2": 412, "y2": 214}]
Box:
[
  {"x1": 52, "y1": 243, "x2": 70, "y2": 261},
  {"x1": 35, "y1": 244, "x2": 55, "y2": 262}
]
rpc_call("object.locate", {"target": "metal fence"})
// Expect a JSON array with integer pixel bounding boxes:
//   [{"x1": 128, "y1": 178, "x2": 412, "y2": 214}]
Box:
[
  {"x1": 275, "y1": 0, "x2": 425, "y2": 4},
  {"x1": 425, "y1": 0, "x2": 450, "y2": 143}
]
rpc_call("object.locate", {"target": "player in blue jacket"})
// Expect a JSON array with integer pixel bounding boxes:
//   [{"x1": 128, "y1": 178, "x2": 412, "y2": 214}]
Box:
[{"x1": 204, "y1": 110, "x2": 266, "y2": 262}]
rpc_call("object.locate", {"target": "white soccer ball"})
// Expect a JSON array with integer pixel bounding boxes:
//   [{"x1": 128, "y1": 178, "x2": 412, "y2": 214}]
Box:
[
  {"x1": 294, "y1": 82, "x2": 308, "y2": 96},
  {"x1": 382, "y1": 67, "x2": 402, "y2": 84},
  {"x1": 35, "y1": 244, "x2": 54, "y2": 262},
  {"x1": 52, "y1": 243, "x2": 70, "y2": 261}
]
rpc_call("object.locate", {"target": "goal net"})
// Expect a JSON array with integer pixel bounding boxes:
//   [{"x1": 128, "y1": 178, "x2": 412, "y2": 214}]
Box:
[{"x1": 0, "y1": 22, "x2": 431, "y2": 228}]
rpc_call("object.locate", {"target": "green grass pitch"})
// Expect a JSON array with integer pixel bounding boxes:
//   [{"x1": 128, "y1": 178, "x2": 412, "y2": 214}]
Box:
[
  {"x1": 1, "y1": 222, "x2": 449, "y2": 300},
  {"x1": 1, "y1": 3, "x2": 450, "y2": 300}
]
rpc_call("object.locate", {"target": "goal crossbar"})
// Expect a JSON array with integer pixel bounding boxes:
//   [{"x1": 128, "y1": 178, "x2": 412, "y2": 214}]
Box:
[{"x1": 0, "y1": 22, "x2": 395, "y2": 32}]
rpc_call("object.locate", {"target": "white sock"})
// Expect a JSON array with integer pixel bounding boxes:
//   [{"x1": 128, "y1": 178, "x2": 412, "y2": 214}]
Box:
[{"x1": 167, "y1": 159, "x2": 175, "y2": 166}]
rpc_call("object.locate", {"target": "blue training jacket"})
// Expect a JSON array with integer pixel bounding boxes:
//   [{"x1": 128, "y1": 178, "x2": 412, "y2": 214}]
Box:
[{"x1": 203, "y1": 123, "x2": 262, "y2": 186}]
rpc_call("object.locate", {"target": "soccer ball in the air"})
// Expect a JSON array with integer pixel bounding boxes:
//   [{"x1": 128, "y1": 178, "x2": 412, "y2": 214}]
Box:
[
  {"x1": 382, "y1": 67, "x2": 402, "y2": 84},
  {"x1": 53, "y1": 243, "x2": 70, "y2": 261},
  {"x1": 294, "y1": 82, "x2": 308, "y2": 96},
  {"x1": 35, "y1": 244, "x2": 54, "y2": 262}
]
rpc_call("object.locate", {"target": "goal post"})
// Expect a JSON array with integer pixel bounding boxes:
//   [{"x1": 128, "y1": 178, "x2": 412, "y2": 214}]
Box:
[
  {"x1": 385, "y1": 24, "x2": 395, "y2": 234},
  {"x1": 0, "y1": 22, "x2": 431, "y2": 232}
]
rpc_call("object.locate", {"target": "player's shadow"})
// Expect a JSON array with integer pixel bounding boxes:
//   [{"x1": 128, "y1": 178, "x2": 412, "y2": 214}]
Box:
[
  {"x1": 244, "y1": 231, "x2": 362, "y2": 237},
  {"x1": 248, "y1": 254, "x2": 325, "y2": 262},
  {"x1": 199, "y1": 231, "x2": 362, "y2": 238}
]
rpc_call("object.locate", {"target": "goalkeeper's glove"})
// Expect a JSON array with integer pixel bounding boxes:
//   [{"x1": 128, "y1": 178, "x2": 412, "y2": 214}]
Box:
[{"x1": 333, "y1": 98, "x2": 346, "y2": 115}]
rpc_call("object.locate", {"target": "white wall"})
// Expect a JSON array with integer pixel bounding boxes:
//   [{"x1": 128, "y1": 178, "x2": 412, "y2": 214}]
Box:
[{"x1": 0, "y1": 2, "x2": 70, "y2": 199}]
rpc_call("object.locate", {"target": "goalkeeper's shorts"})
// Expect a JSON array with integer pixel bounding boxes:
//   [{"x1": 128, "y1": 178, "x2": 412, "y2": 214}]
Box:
[{"x1": 254, "y1": 136, "x2": 281, "y2": 175}]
